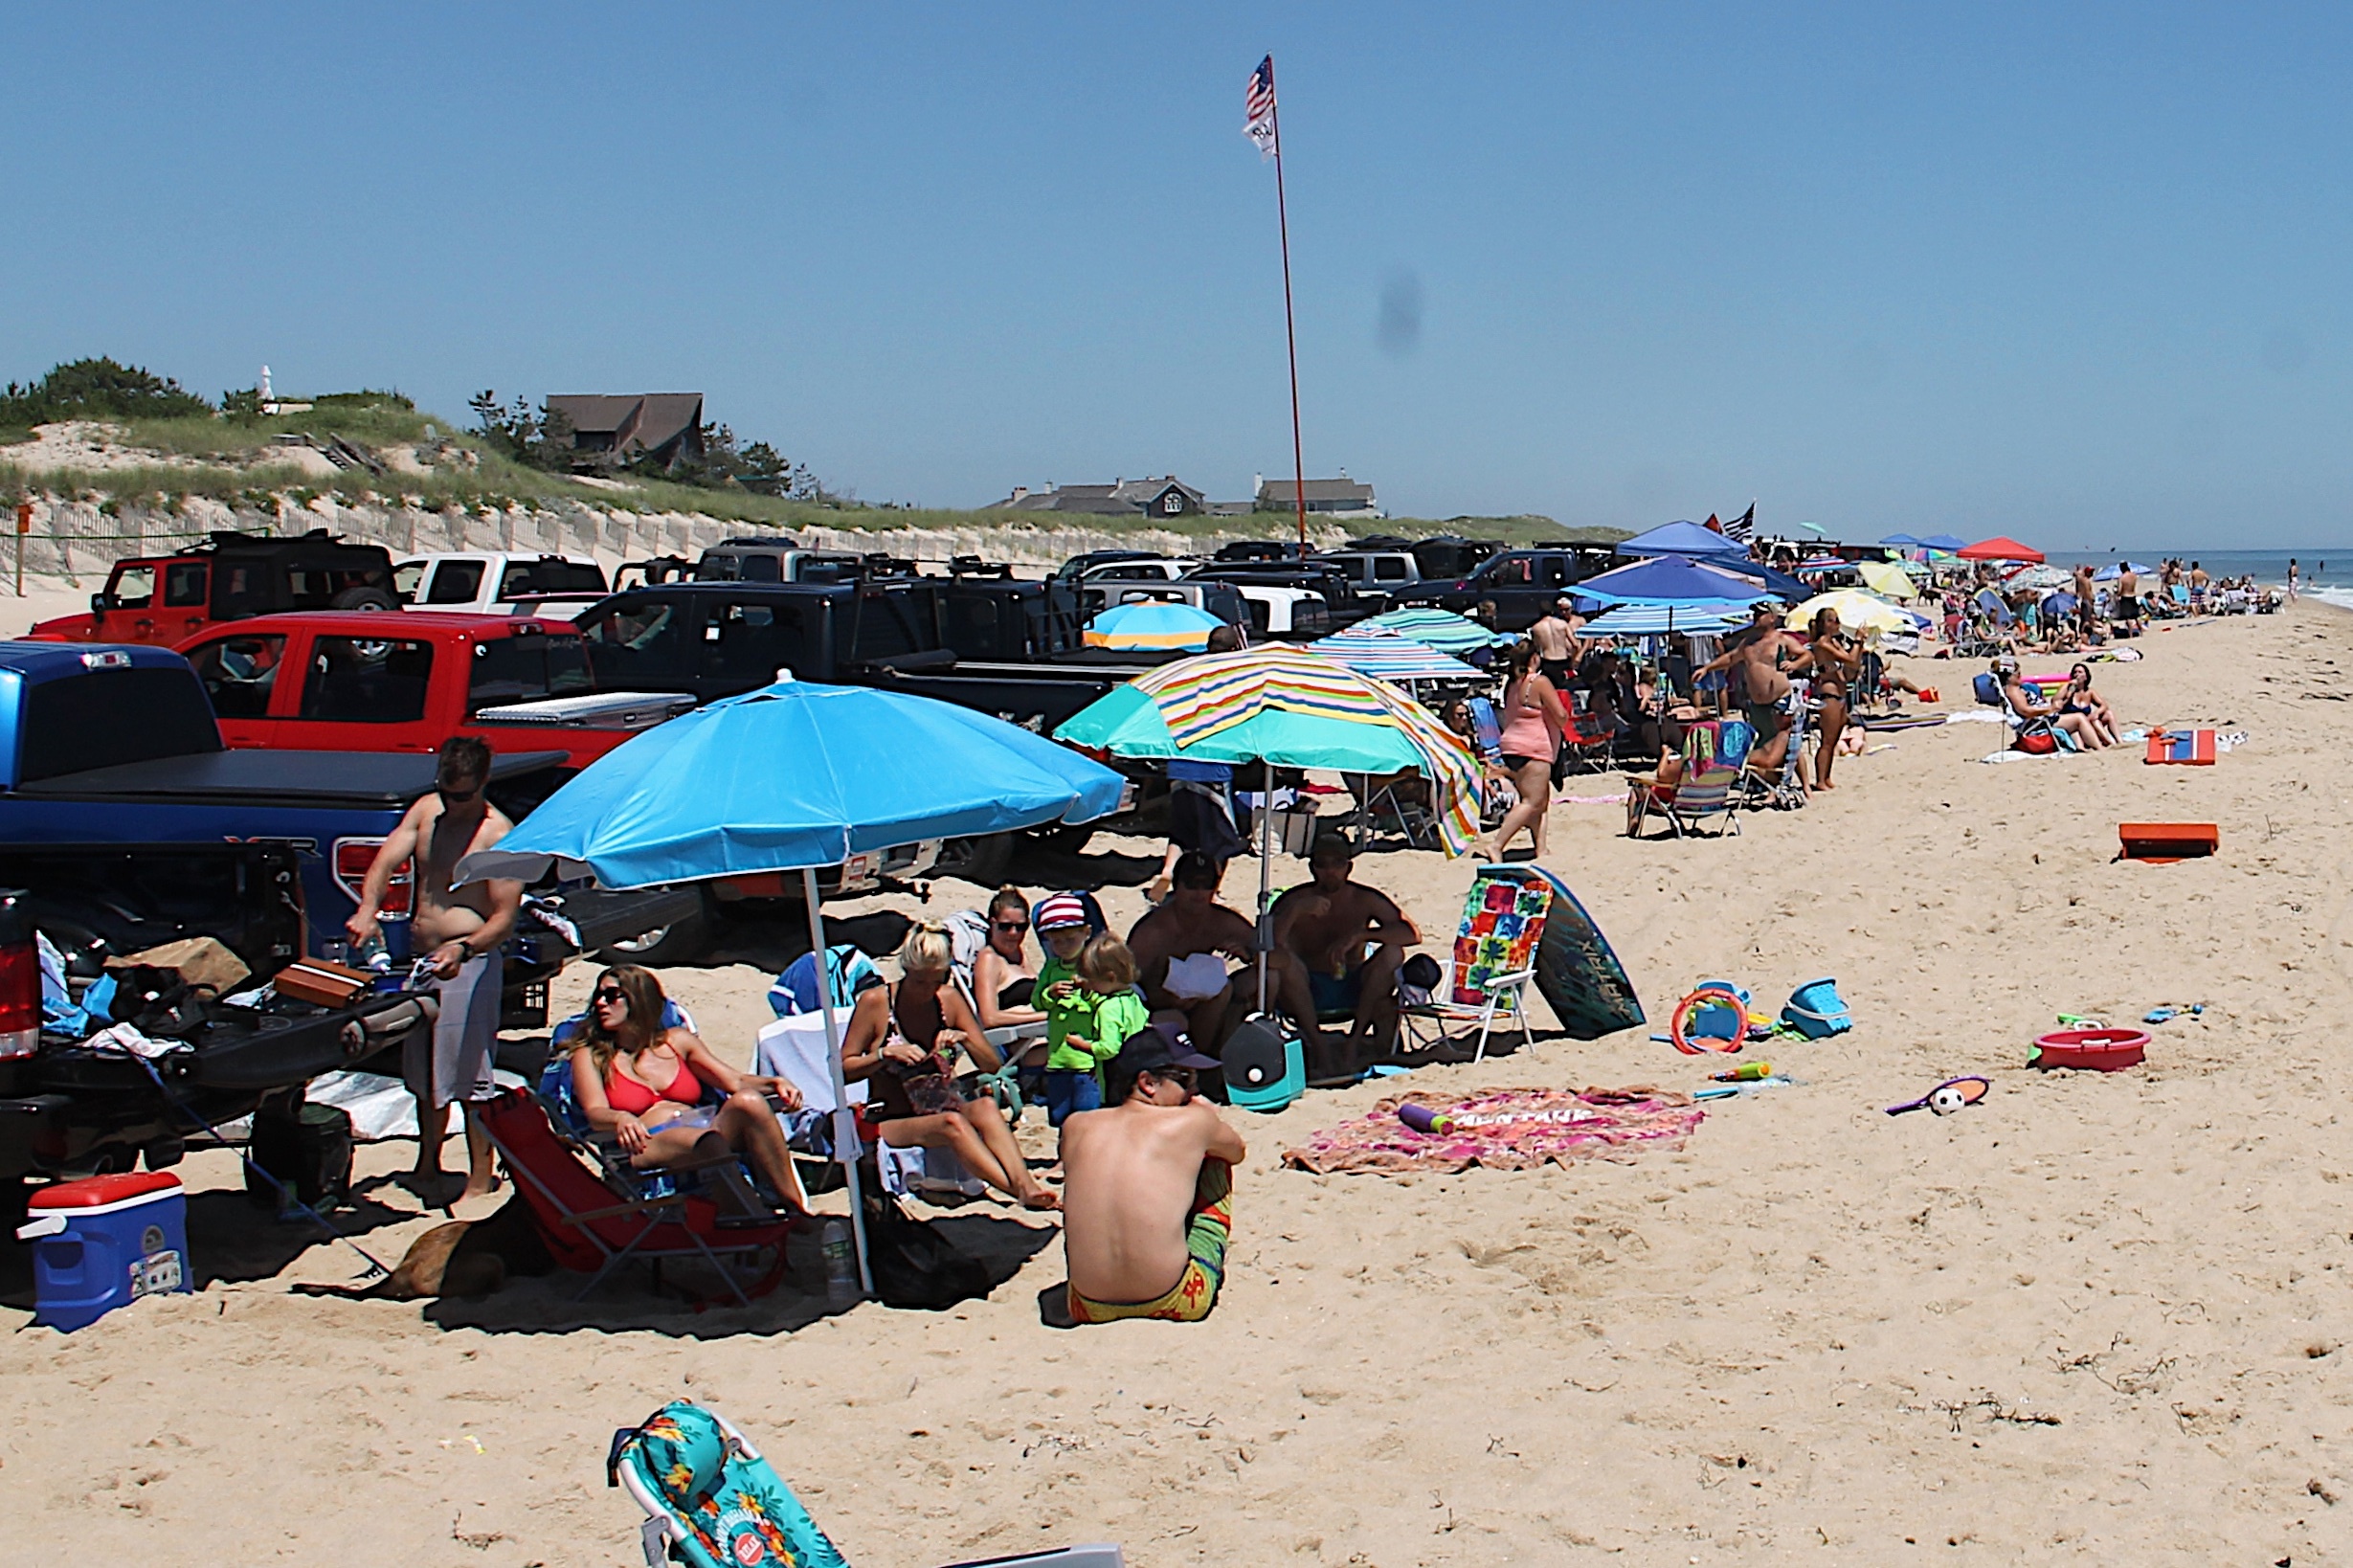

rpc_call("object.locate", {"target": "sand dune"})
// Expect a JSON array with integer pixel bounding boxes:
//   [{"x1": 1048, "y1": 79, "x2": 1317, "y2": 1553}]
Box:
[{"x1": 7, "y1": 605, "x2": 2349, "y2": 1564}]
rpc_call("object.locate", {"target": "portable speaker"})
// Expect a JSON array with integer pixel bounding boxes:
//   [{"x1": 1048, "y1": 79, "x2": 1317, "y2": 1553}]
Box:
[{"x1": 1221, "y1": 1014, "x2": 1304, "y2": 1113}]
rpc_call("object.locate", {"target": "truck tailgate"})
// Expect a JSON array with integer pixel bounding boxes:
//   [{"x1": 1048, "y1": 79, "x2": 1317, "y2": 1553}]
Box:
[{"x1": 12, "y1": 749, "x2": 568, "y2": 807}]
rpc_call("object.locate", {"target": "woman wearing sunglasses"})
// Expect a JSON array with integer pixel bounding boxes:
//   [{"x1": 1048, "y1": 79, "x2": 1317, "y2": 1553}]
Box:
[
  {"x1": 968, "y1": 885, "x2": 1045, "y2": 1033},
  {"x1": 568, "y1": 964, "x2": 809, "y2": 1214}
]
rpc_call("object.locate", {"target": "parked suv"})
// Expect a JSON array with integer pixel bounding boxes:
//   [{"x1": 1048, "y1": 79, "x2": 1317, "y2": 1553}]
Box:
[
  {"x1": 394, "y1": 551, "x2": 607, "y2": 616},
  {"x1": 28, "y1": 529, "x2": 400, "y2": 645},
  {"x1": 1390, "y1": 547, "x2": 1616, "y2": 631},
  {"x1": 1312, "y1": 550, "x2": 1421, "y2": 614}
]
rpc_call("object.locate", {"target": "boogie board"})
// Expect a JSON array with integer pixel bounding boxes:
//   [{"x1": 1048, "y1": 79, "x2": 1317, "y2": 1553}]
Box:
[
  {"x1": 2145, "y1": 728, "x2": 2216, "y2": 766},
  {"x1": 1451, "y1": 864, "x2": 1645, "y2": 1041}
]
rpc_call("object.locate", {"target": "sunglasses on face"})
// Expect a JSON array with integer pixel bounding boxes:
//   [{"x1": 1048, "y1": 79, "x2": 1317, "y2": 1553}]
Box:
[
  {"x1": 993, "y1": 920, "x2": 1029, "y2": 933},
  {"x1": 437, "y1": 783, "x2": 482, "y2": 804},
  {"x1": 594, "y1": 987, "x2": 627, "y2": 1006},
  {"x1": 1158, "y1": 1066, "x2": 1198, "y2": 1090}
]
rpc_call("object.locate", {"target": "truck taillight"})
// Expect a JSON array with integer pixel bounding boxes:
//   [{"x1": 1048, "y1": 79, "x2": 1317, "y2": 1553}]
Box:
[
  {"x1": 0, "y1": 889, "x2": 36, "y2": 1059},
  {"x1": 331, "y1": 839, "x2": 410, "y2": 917}
]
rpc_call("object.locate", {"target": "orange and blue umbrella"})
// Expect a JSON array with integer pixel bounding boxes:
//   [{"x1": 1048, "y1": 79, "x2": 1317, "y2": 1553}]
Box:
[{"x1": 1083, "y1": 599, "x2": 1222, "y2": 651}]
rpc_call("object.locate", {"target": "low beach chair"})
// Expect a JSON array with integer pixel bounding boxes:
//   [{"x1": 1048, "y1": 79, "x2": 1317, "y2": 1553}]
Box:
[
  {"x1": 1625, "y1": 718, "x2": 1752, "y2": 839},
  {"x1": 611, "y1": 1402, "x2": 850, "y2": 1568},
  {"x1": 477, "y1": 1088, "x2": 797, "y2": 1307},
  {"x1": 1739, "y1": 695, "x2": 1809, "y2": 811},
  {"x1": 1399, "y1": 868, "x2": 1548, "y2": 1062},
  {"x1": 1557, "y1": 692, "x2": 1619, "y2": 775}
]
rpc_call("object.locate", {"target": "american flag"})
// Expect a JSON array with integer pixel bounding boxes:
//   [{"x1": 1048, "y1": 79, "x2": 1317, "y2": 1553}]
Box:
[
  {"x1": 1245, "y1": 56, "x2": 1277, "y2": 159},
  {"x1": 1721, "y1": 503, "x2": 1756, "y2": 544}
]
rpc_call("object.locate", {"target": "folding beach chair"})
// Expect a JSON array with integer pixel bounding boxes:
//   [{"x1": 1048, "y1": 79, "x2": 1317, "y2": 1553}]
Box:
[
  {"x1": 1738, "y1": 692, "x2": 1809, "y2": 811},
  {"x1": 1625, "y1": 718, "x2": 1752, "y2": 839},
  {"x1": 476, "y1": 1088, "x2": 797, "y2": 1307},
  {"x1": 612, "y1": 1401, "x2": 1127, "y2": 1568},
  {"x1": 1400, "y1": 867, "x2": 1546, "y2": 1062},
  {"x1": 1556, "y1": 691, "x2": 1620, "y2": 775}
]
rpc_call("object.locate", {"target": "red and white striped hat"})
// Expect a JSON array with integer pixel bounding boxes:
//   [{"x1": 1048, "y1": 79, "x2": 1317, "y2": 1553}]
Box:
[{"x1": 1032, "y1": 892, "x2": 1090, "y2": 931}]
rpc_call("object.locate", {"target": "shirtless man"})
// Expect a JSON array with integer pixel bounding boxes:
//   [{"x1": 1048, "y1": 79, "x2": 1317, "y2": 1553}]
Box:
[
  {"x1": 1268, "y1": 835, "x2": 1421, "y2": 1078},
  {"x1": 1127, "y1": 851, "x2": 1255, "y2": 1054},
  {"x1": 1529, "y1": 596, "x2": 1580, "y2": 690},
  {"x1": 2114, "y1": 564, "x2": 2142, "y2": 634},
  {"x1": 1698, "y1": 606, "x2": 1796, "y2": 775},
  {"x1": 347, "y1": 736, "x2": 523, "y2": 1204},
  {"x1": 1059, "y1": 1026, "x2": 1245, "y2": 1325}
]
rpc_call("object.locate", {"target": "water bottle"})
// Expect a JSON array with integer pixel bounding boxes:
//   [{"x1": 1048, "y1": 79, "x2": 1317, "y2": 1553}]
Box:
[
  {"x1": 353, "y1": 931, "x2": 392, "y2": 973},
  {"x1": 820, "y1": 1219, "x2": 859, "y2": 1308}
]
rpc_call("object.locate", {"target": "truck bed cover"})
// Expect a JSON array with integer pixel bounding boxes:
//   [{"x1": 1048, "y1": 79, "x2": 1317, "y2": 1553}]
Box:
[{"x1": 11, "y1": 749, "x2": 566, "y2": 807}]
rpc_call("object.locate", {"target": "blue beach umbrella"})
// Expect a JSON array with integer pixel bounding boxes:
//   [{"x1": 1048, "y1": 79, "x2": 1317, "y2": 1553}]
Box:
[
  {"x1": 458, "y1": 679, "x2": 1125, "y2": 1296},
  {"x1": 1356, "y1": 606, "x2": 1516, "y2": 655},
  {"x1": 1578, "y1": 602, "x2": 1753, "y2": 638},
  {"x1": 1305, "y1": 625, "x2": 1483, "y2": 686},
  {"x1": 1570, "y1": 554, "x2": 1782, "y2": 608}
]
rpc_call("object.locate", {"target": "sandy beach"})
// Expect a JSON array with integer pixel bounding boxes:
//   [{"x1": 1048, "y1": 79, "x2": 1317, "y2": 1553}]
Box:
[{"x1": 6, "y1": 601, "x2": 2348, "y2": 1565}]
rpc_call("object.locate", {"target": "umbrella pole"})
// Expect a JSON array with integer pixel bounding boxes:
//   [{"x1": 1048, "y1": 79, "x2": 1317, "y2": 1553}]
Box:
[
  {"x1": 801, "y1": 866, "x2": 873, "y2": 1299},
  {"x1": 1257, "y1": 758, "x2": 1274, "y2": 1015}
]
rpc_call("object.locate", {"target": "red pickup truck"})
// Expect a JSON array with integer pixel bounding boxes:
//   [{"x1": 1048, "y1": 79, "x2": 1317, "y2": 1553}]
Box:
[{"x1": 172, "y1": 611, "x2": 693, "y2": 774}]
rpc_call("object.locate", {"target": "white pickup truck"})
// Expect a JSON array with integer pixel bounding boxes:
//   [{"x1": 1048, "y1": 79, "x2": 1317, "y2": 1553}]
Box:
[{"x1": 394, "y1": 552, "x2": 610, "y2": 618}]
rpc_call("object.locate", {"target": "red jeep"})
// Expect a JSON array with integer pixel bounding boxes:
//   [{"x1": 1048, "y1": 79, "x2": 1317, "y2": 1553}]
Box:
[
  {"x1": 30, "y1": 528, "x2": 399, "y2": 644},
  {"x1": 173, "y1": 611, "x2": 692, "y2": 774}
]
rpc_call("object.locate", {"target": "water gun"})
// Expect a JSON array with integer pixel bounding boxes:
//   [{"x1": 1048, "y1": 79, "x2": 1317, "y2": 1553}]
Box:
[
  {"x1": 1398, "y1": 1103, "x2": 1457, "y2": 1135},
  {"x1": 1709, "y1": 1061, "x2": 1774, "y2": 1083}
]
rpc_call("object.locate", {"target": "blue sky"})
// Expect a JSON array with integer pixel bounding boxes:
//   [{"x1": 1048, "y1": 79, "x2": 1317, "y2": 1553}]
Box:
[{"x1": 4, "y1": 3, "x2": 2348, "y2": 549}]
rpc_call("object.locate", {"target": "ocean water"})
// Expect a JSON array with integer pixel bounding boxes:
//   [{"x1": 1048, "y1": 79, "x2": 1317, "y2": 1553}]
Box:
[{"x1": 2041, "y1": 549, "x2": 2353, "y2": 611}]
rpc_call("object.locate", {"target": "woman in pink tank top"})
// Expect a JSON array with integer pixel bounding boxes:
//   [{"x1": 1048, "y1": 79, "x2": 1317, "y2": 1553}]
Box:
[{"x1": 1492, "y1": 639, "x2": 1569, "y2": 860}]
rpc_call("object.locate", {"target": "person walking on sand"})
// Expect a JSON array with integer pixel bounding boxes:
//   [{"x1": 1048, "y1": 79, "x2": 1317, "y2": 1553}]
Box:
[
  {"x1": 2288, "y1": 559, "x2": 2299, "y2": 602},
  {"x1": 1058, "y1": 1026, "x2": 1244, "y2": 1326},
  {"x1": 347, "y1": 736, "x2": 522, "y2": 1206},
  {"x1": 2114, "y1": 564, "x2": 2143, "y2": 635},
  {"x1": 1490, "y1": 640, "x2": 1569, "y2": 862},
  {"x1": 1529, "y1": 596, "x2": 1580, "y2": 690}
]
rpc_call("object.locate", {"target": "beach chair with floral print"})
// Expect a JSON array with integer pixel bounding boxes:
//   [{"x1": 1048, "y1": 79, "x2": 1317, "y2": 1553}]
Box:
[
  {"x1": 611, "y1": 1402, "x2": 848, "y2": 1568},
  {"x1": 1399, "y1": 868, "x2": 1547, "y2": 1062}
]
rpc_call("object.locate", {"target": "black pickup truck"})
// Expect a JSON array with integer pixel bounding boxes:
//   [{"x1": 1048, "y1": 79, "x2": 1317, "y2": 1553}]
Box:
[
  {"x1": 571, "y1": 577, "x2": 1137, "y2": 733},
  {"x1": 0, "y1": 846, "x2": 419, "y2": 1183}
]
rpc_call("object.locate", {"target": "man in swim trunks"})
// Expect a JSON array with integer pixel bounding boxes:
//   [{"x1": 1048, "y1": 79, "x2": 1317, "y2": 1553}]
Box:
[
  {"x1": 347, "y1": 736, "x2": 522, "y2": 1206},
  {"x1": 1128, "y1": 851, "x2": 1255, "y2": 1054},
  {"x1": 1528, "y1": 596, "x2": 1580, "y2": 689},
  {"x1": 1697, "y1": 605, "x2": 1797, "y2": 775},
  {"x1": 1060, "y1": 1025, "x2": 1244, "y2": 1325},
  {"x1": 2114, "y1": 565, "x2": 2142, "y2": 634},
  {"x1": 1268, "y1": 834, "x2": 1421, "y2": 1079}
]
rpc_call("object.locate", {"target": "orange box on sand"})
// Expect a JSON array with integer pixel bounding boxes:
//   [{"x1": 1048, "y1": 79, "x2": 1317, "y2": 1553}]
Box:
[{"x1": 2118, "y1": 822, "x2": 2218, "y2": 862}]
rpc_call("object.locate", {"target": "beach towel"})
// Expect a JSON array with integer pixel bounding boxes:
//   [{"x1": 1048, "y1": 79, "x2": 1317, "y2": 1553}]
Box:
[{"x1": 1281, "y1": 1086, "x2": 1703, "y2": 1175}]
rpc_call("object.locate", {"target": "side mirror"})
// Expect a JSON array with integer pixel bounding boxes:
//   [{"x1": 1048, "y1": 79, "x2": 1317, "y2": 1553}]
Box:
[{"x1": 89, "y1": 592, "x2": 109, "y2": 615}]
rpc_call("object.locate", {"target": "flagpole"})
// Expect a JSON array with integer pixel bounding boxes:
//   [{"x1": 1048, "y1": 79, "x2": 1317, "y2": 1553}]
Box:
[{"x1": 1268, "y1": 59, "x2": 1309, "y2": 554}]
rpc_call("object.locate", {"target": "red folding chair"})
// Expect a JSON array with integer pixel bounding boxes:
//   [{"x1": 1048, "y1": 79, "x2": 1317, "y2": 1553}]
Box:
[{"x1": 475, "y1": 1089, "x2": 795, "y2": 1307}]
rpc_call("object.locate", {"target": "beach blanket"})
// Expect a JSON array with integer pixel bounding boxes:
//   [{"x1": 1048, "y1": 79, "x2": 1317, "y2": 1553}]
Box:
[{"x1": 1281, "y1": 1086, "x2": 1703, "y2": 1175}]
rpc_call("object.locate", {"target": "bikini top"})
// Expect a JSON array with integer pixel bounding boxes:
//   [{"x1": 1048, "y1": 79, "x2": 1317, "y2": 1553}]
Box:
[{"x1": 605, "y1": 1049, "x2": 702, "y2": 1116}]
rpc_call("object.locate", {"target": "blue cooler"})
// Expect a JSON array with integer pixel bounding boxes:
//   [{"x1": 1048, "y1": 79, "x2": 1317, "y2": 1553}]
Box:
[{"x1": 16, "y1": 1171, "x2": 190, "y2": 1332}]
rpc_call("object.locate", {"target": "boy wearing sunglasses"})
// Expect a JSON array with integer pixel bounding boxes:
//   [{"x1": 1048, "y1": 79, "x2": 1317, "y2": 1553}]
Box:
[
  {"x1": 347, "y1": 735, "x2": 523, "y2": 1206},
  {"x1": 1058, "y1": 1025, "x2": 1244, "y2": 1325}
]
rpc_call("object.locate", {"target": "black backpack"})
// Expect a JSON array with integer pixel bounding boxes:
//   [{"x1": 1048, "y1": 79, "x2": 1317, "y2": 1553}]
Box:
[{"x1": 861, "y1": 1192, "x2": 995, "y2": 1310}]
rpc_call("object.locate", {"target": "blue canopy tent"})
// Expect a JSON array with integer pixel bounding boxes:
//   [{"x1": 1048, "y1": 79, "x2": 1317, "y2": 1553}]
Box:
[
  {"x1": 1615, "y1": 520, "x2": 1750, "y2": 559},
  {"x1": 1571, "y1": 554, "x2": 1782, "y2": 609},
  {"x1": 457, "y1": 678, "x2": 1125, "y2": 1297},
  {"x1": 1919, "y1": 533, "x2": 1966, "y2": 552},
  {"x1": 1879, "y1": 533, "x2": 1923, "y2": 549}
]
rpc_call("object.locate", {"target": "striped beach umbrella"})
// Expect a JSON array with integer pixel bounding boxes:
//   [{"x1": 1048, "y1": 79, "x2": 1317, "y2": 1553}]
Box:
[
  {"x1": 1083, "y1": 599, "x2": 1222, "y2": 651},
  {"x1": 1056, "y1": 648, "x2": 1481, "y2": 857},
  {"x1": 1578, "y1": 601, "x2": 1753, "y2": 638},
  {"x1": 1356, "y1": 606, "x2": 1513, "y2": 656},
  {"x1": 1305, "y1": 625, "x2": 1483, "y2": 687}
]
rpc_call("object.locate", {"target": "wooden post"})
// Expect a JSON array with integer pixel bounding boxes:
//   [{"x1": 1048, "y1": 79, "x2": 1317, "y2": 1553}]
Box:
[{"x1": 14, "y1": 500, "x2": 31, "y2": 597}]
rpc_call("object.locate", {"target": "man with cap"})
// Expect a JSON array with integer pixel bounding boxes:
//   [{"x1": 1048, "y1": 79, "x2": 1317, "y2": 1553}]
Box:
[{"x1": 1057, "y1": 1023, "x2": 1245, "y2": 1325}]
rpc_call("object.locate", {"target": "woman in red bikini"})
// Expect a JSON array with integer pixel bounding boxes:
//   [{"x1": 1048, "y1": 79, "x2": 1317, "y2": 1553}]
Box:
[{"x1": 568, "y1": 964, "x2": 809, "y2": 1213}]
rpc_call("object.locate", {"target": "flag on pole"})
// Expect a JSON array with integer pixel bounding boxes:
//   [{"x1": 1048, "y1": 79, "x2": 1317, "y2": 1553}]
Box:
[
  {"x1": 1722, "y1": 503, "x2": 1756, "y2": 544},
  {"x1": 1245, "y1": 55, "x2": 1277, "y2": 158},
  {"x1": 1703, "y1": 512, "x2": 1722, "y2": 534}
]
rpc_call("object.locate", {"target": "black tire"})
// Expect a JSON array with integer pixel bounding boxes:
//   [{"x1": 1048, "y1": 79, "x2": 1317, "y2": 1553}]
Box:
[
  {"x1": 1030, "y1": 823, "x2": 1093, "y2": 857},
  {"x1": 330, "y1": 586, "x2": 399, "y2": 612},
  {"x1": 596, "y1": 891, "x2": 716, "y2": 967},
  {"x1": 934, "y1": 831, "x2": 1015, "y2": 886}
]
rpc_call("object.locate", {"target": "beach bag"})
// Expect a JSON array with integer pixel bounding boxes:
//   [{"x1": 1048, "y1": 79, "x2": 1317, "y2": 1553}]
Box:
[
  {"x1": 1971, "y1": 672, "x2": 2003, "y2": 706},
  {"x1": 2015, "y1": 723, "x2": 2058, "y2": 755},
  {"x1": 862, "y1": 1192, "x2": 994, "y2": 1310}
]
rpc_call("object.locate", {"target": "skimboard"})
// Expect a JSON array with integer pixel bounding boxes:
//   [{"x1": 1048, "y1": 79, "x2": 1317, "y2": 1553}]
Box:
[{"x1": 1451, "y1": 864, "x2": 1645, "y2": 1041}]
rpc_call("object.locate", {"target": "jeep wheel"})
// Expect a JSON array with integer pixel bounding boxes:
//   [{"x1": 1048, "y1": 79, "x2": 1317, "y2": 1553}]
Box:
[
  {"x1": 933, "y1": 831, "x2": 1015, "y2": 886},
  {"x1": 596, "y1": 892, "x2": 716, "y2": 967},
  {"x1": 330, "y1": 586, "x2": 399, "y2": 612}
]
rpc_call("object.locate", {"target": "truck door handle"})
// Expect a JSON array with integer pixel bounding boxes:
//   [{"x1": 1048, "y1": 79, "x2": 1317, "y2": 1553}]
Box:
[{"x1": 134, "y1": 619, "x2": 155, "y2": 637}]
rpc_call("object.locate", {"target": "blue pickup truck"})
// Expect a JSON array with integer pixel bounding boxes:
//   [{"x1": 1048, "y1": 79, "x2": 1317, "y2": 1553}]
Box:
[{"x1": 0, "y1": 641, "x2": 575, "y2": 960}]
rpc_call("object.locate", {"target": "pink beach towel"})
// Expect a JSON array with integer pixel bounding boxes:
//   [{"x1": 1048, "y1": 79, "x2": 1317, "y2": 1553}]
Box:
[{"x1": 1281, "y1": 1086, "x2": 1705, "y2": 1176}]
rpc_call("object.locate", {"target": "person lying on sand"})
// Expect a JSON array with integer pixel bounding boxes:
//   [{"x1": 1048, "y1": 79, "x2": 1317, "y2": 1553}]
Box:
[
  {"x1": 841, "y1": 922, "x2": 1059, "y2": 1210},
  {"x1": 1268, "y1": 834, "x2": 1421, "y2": 1080},
  {"x1": 1059, "y1": 1026, "x2": 1244, "y2": 1325}
]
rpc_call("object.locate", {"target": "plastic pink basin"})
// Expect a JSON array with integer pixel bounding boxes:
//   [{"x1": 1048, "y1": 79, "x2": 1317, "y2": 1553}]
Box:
[{"x1": 2032, "y1": 1027, "x2": 2149, "y2": 1071}]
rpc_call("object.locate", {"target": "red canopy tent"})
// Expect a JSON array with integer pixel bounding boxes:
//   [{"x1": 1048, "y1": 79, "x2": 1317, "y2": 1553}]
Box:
[{"x1": 1956, "y1": 535, "x2": 2045, "y2": 563}]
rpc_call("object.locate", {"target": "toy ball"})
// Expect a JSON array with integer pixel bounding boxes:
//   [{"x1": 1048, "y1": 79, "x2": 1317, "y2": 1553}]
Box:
[{"x1": 1928, "y1": 1084, "x2": 1969, "y2": 1115}]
